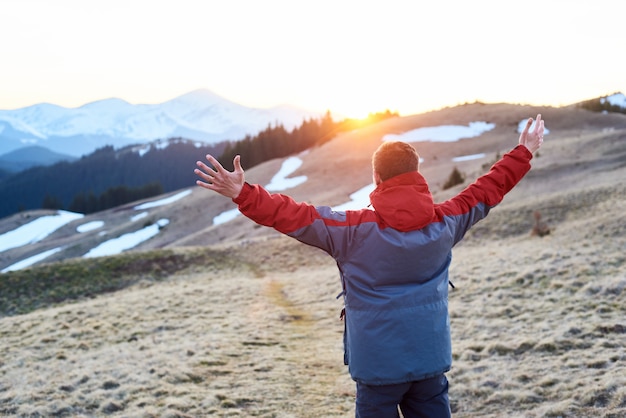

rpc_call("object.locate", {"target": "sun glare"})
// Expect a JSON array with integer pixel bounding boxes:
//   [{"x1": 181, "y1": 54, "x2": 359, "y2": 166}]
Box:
[{"x1": 330, "y1": 103, "x2": 403, "y2": 121}]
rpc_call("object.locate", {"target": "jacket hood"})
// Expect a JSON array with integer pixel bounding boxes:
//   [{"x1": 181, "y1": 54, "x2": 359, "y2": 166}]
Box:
[{"x1": 369, "y1": 171, "x2": 435, "y2": 231}]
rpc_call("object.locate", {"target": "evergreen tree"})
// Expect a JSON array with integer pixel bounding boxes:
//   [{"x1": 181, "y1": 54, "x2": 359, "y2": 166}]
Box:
[
  {"x1": 443, "y1": 167, "x2": 465, "y2": 190},
  {"x1": 42, "y1": 194, "x2": 64, "y2": 210}
]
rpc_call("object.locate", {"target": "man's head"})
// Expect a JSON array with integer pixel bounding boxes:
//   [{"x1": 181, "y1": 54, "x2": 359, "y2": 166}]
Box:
[{"x1": 372, "y1": 141, "x2": 420, "y2": 185}]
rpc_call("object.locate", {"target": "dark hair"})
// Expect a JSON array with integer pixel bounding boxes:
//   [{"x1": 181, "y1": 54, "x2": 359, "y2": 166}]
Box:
[{"x1": 372, "y1": 141, "x2": 420, "y2": 182}]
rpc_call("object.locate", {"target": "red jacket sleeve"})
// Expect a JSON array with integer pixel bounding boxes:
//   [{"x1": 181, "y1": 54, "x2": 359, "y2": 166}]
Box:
[
  {"x1": 438, "y1": 145, "x2": 533, "y2": 217},
  {"x1": 233, "y1": 183, "x2": 321, "y2": 234}
]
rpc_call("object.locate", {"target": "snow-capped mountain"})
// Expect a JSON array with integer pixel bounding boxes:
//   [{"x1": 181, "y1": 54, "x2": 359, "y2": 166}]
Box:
[{"x1": 0, "y1": 89, "x2": 323, "y2": 157}]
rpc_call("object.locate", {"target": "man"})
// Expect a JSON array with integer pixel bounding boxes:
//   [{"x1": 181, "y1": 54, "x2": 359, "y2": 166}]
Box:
[{"x1": 195, "y1": 114, "x2": 545, "y2": 417}]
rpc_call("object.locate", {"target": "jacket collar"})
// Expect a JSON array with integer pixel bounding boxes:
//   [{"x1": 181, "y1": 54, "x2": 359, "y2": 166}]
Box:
[{"x1": 369, "y1": 171, "x2": 435, "y2": 231}]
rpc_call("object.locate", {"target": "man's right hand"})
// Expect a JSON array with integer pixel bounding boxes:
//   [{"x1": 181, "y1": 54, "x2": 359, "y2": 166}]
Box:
[{"x1": 518, "y1": 114, "x2": 545, "y2": 153}]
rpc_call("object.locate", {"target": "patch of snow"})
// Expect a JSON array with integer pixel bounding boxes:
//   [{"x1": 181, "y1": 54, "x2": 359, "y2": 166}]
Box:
[
  {"x1": 1, "y1": 247, "x2": 63, "y2": 273},
  {"x1": 213, "y1": 208, "x2": 241, "y2": 225},
  {"x1": 156, "y1": 140, "x2": 170, "y2": 150},
  {"x1": 134, "y1": 189, "x2": 192, "y2": 210},
  {"x1": 83, "y1": 219, "x2": 169, "y2": 258},
  {"x1": 137, "y1": 145, "x2": 151, "y2": 157},
  {"x1": 76, "y1": 220, "x2": 104, "y2": 233},
  {"x1": 0, "y1": 114, "x2": 48, "y2": 139},
  {"x1": 601, "y1": 93, "x2": 626, "y2": 108},
  {"x1": 131, "y1": 212, "x2": 149, "y2": 222},
  {"x1": 331, "y1": 184, "x2": 376, "y2": 211},
  {"x1": 265, "y1": 156, "x2": 308, "y2": 191},
  {"x1": 0, "y1": 210, "x2": 83, "y2": 252},
  {"x1": 383, "y1": 122, "x2": 495, "y2": 143},
  {"x1": 452, "y1": 153, "x2": 486, "y2": 162}
]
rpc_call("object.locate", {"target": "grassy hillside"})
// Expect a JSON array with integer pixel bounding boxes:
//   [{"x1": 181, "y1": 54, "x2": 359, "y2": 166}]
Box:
[
  {"x1": 1, "y1": 103, "x2": 625, "y2": 417},
  {"x1": 0, "y1": 248, "x2": 246, "y2": 317}
]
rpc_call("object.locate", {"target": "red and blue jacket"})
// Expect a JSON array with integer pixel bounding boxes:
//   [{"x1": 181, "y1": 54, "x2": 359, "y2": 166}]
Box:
[{"x1": 233, "y1": 145, "x2": 533, "y2": 385}]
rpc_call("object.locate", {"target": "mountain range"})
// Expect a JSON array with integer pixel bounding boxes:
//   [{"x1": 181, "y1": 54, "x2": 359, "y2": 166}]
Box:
[{"x1": 0, "y1": 89, "x2": 323, "y2": 158}]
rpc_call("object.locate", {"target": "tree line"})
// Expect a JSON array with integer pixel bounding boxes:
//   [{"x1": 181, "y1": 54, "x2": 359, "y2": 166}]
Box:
[{"x1": 42, "y1": 182, "x2": 164, "y2": 213}]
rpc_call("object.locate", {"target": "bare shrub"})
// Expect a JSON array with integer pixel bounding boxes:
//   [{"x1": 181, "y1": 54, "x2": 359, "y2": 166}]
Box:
[{"x1": 530, "y1": 211, "x2": 550, "y2": 237}]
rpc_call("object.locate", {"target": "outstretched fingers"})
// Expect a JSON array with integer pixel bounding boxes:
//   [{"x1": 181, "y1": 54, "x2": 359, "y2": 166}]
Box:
[
  {"x1": 205, "y1": 154, "x2": 228, "y2": 174},
  {"x1": 194, "y1": 154, "x2": 245, "y2": 198},
  {"x1": 194, "y1": 155, "x2": 219, "y2": 189},
  {"x1": 523, "y1": 117, "x2": 534, "y2": 135},
  {"x1": 534, "y1": 114, "x2": 545, "y2": 148},
  {"x1": 518, "y1": 114, "x2": 546, "y2": 153},
  {"x1": 533, "y1": 114, "x2": 544, "y2": 136}
]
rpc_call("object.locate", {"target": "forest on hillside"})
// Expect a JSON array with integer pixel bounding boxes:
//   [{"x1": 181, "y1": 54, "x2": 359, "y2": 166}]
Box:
[
  {"x1": 578, "y1": 94, "x2": 626, "y2": 114},
  {"x1": 0, "y1": 111, "x2": 397, "y2": 219}
]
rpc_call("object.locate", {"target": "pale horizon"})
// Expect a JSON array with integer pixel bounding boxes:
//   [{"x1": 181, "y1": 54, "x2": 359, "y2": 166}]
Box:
[{"x1": 1, "y1": 0, "x2": 625, "y2": 118}]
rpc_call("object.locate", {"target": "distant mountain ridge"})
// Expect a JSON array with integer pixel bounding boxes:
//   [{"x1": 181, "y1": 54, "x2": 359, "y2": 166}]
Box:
[
  {"x1": 0, "y1": 146, "x2": 77, "y2": 173},
  {"x1": 0, "y1": 89, "x2": 323, "y2": 157}
]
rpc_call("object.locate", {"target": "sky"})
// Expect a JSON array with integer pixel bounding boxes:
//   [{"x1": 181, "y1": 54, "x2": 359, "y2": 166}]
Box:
[{"x1": 1, "y1": 0, "x2": 625, "y2": 118}]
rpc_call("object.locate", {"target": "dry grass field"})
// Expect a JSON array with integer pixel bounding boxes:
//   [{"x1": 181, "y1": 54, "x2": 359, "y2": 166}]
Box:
[{"x1": 1, "y1": 103, "x2": 625, "y2": 417}]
